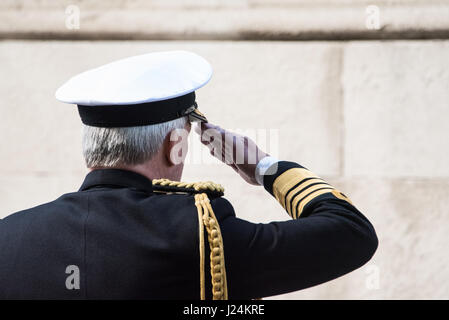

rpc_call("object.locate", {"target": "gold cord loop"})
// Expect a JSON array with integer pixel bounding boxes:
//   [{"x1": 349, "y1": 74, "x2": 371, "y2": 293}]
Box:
[{"x1": 152, "y1": 179, "x2": 228, "y2": 300}]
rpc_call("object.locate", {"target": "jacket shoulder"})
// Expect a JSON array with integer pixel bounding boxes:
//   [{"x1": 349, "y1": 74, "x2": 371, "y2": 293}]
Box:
[
  {"x1": 152, "y1": 179, "x2": 224, "y2": 198},
  {"x1": 151, "y1": 178, "x2": 235, "y2": 220}
]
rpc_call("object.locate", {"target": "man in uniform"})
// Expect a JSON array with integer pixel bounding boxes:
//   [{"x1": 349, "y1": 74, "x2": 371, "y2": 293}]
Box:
[{"x1": 0, "y1": 51, "x2": 377, "y2": 299}]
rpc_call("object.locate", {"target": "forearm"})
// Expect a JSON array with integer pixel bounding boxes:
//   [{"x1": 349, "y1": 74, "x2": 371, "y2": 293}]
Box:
[{"x1": 257, "y1": 158, "x2": 370, "y2": 222}]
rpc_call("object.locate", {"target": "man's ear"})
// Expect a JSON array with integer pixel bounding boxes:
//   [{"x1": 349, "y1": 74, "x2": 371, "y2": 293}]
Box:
[{"x1": 164, "y1": 128, "x2": 189, "y2": 166}]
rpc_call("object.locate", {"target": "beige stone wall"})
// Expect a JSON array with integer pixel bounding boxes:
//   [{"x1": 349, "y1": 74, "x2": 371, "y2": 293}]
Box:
[
  {"x1": 1, "y1": 0, "x2": 448, "y2": 300},
  {"x1": 2, "y1": 0, "x2": 449, "y2": 40}
]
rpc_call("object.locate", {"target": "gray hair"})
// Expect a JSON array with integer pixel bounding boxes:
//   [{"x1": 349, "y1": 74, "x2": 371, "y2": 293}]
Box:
[{"x1": 82, "y1": 117, "x2": 188, "y2": 168}]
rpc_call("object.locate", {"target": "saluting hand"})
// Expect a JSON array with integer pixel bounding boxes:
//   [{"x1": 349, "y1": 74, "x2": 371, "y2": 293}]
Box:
[{"x1": 195, "y1": 122, "x2": 268, "y2": 185}]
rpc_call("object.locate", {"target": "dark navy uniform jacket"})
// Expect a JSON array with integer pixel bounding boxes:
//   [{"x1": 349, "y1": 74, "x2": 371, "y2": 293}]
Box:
[{"x1": 0, "y1": 161, "x2": 378, "y2": 299}]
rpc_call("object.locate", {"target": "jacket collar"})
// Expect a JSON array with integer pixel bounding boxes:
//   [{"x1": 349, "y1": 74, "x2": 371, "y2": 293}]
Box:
[{"x1": 79, "y1": 169, "x2": 153, "y2": 194}]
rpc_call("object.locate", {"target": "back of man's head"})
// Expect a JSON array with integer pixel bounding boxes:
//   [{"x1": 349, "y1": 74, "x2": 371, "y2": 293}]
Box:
[{"x1": 82, "y1": 117, "x2": 188, "y2": 168}]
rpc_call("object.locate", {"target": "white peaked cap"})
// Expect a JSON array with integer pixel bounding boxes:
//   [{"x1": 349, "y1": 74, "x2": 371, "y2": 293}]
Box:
[
  {"x1": 56, "y1": 50, "x2": 212, "y2": 106},
  {"x1": 55, "y1": 51, "x2": 212, "y2": 127}
]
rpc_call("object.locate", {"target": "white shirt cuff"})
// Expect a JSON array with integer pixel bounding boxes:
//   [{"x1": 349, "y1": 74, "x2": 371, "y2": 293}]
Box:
[{"x1": 255, "y1": 156, "x2": 279, "y2": 186}]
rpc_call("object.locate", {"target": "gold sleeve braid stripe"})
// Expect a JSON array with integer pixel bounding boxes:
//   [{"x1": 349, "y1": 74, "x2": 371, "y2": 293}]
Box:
[
  {"x1": 284, "y1": 178, "x2": 330, "y2": 217},
  {"x1": 152, "y1": 179, "x2": 227, "y2": 300},
  {"x1": 273, "y1": 168, "x2": 337, "y2": 219}
]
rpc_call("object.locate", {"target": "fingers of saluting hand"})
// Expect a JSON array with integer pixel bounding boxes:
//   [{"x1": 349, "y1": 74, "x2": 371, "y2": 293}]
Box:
[
  {"x1": 195, "y1": 122, "x2": 225, "y2": 138},
  {"x1": 195, "y1": 122, "x2": 226, "y2": 148},
  {"x1": 195, "y1": 122, "x2": 239, "y2": 165}
]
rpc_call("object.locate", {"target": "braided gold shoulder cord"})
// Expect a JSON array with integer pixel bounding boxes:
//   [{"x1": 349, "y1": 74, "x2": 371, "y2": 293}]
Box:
[{"x1": 152, "y1": 179, "x2": 228, "y2": 300}]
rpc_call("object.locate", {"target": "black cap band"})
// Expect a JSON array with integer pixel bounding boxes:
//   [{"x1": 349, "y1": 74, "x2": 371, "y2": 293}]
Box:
[{"x1": 77, "y1": 92, "x2": 196, "y2": 128}]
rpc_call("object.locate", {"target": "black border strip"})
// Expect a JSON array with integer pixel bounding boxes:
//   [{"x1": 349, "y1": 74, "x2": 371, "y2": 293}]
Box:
[{"x1": 77, "y1": 92, "x2": 196, "y2": 127}]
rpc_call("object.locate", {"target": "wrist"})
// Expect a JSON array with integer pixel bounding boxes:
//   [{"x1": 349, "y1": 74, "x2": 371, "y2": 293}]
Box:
[{"x1": 254, "y1": 156, "x2": 279, "y2": 186}]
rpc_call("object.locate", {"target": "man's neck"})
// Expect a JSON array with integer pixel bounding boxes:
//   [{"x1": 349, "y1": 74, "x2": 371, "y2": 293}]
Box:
[{"x1": 90, "y1": 160, "x2": 182, "y2": 182}]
